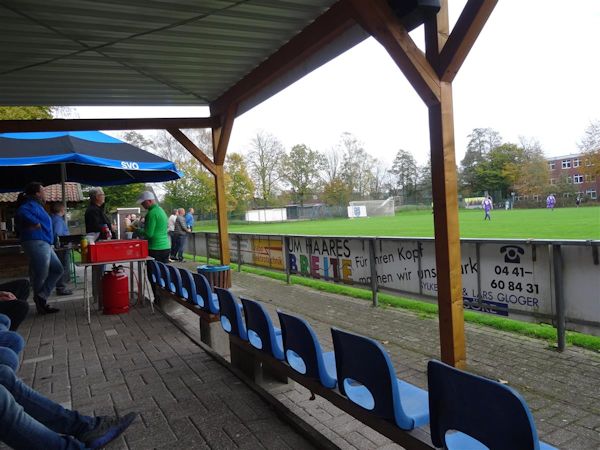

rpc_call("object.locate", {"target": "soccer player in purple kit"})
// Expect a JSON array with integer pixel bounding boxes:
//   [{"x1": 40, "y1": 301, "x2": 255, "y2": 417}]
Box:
[
  {"x1": 482, "y1": 196, "x2": 493, "y2": 221},
  {"x1": 546, "y1": 193, "x2": 556, "y2": 210}
]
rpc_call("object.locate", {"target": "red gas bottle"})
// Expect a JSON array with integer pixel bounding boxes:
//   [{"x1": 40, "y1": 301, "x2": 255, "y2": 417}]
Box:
[{"x1": 102, "y1": 265, "x2": 129, "y2": 315}]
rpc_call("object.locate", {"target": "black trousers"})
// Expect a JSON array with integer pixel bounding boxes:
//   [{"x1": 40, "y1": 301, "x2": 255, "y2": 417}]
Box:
[
  {"x1": 0, "y1": 279, "x2": 30, "y2": 331},
  {"x1": 149, "y1": 249, "x2": 170, "y2": 264}
]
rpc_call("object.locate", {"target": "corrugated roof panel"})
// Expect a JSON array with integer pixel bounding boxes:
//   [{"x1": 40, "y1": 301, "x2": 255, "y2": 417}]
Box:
[{"x1": 0, "y1": 0, "x2": 340, "y2": 106}]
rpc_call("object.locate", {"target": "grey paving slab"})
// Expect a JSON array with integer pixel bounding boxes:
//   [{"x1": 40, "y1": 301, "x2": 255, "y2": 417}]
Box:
[{"x1": 2, "y1": 295, "x2": 317, "y2": 450}]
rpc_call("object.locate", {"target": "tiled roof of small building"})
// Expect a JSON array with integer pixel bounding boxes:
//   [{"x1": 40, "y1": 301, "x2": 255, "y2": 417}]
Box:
[{"x1": 0, "y1": 183, "x2": 84, "y2": 203}]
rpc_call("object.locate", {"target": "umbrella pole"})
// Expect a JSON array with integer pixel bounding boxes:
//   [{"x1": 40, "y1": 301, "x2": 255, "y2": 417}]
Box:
[{"x1": 61, "y1": 163, "x2": 68, "y2": 221}]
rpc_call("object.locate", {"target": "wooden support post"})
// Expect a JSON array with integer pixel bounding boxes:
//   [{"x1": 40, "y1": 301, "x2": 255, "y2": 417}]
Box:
[
  {"x1": 211, "y1": 105, "x2": 236, "y2": 266},
  {"x1": 424, "y1": 2, "x2": 466, "y2": 369},
  {"x1": 214, "y1": 164, "x2": 230, "y2": 265},
  {"x1": 349, "y1": 0, "x2": 498, "y2": 368},
  {"x1": 428, "y1": 82, "x2": 466, "y2": 368}
]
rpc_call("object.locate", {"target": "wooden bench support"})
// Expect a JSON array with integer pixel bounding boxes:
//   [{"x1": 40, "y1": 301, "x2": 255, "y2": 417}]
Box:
[
  {"x1": 229, "y1": 334, "x2": 434, "y2": 450},
  {"x1": 156, "y1": 287, "x2": 229, "y2": 355},
  {"x1": 229, "y1": 333, "x2": 289, "y2": 386}
]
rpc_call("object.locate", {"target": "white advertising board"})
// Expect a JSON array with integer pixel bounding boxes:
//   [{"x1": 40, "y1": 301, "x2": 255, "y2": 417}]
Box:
[
  {"x1": 245, "y1": 208, "x2": 287, "y2": 222},
  {"x1": 347, "y1": 205, "x2": 367, "y2": 218},
  {"x1": 190, "y1": 232, "x2": 600, "y2": 334},
  {"x1": 288, "y1": 237, "x2": 556, "y2": 319}
]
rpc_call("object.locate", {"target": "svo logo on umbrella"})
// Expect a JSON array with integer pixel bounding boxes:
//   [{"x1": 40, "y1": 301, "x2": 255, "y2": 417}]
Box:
[{"x1": 121, "y1": 161, "x2": 140, "y2": 170}]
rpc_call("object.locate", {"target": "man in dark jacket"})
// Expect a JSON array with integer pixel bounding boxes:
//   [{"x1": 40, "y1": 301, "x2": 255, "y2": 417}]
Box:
[{"x1": 84, "y1": 187, "x2": 115, "y2": 239}]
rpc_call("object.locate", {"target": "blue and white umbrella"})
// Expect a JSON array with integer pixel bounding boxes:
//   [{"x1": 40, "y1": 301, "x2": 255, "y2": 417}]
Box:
[{"x1": 0, "y1": 131, "x2": 181, "y2": 191}]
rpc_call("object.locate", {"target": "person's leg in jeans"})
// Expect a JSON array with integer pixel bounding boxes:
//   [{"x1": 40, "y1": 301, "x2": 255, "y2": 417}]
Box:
[
  {"x1": 0, "y1": 315, "x2": 10, "y2": 331},
  {"x1": 171, "y1": 235, "x2": 180, "y2": 261},
  {"x1": 168, "y1": 231, "x2": 175, "y2": 259},
  {"x1": 0, "y1": 348, "x2": 20, "y2": 373},
  {"x1": 0, "y1": 364, "x2": 97, "y2": 440},
  {"x1": 40, "y1": 249, "x2": 64, "y2": 300},
  {"x1": 21, "y1": 240, "x2": 50, "y2": 301},
  {"x1": 0, "y1": 330, "x2": 25, "y2": 356},
  {"x1": 0, "y1": 360, "x2": 137, "y2": 450},
  {"x1": 176, "y1": 234, "x2": 187, "y2": 261},
  {"x1": 21, "y1": 241, "x2": 61, "y2": 313},
  {"x1": 54, "y1": 248, "x2": 72, "y2": 295},
  {"x1": 0, "y1": 383, "x2": 87, "y2": 450}
]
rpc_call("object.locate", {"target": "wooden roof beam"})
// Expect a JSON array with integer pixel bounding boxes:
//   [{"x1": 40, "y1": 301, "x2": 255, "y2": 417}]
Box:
[
  {"x1": 210, "y1": 1, "x2": 356, "y2": 116},
  {"x1": 348, "y1": 0, "x2": 441, "y2": 107},
  {"x1": 438, "y1": 0, "x2": 498, "y2": 82},
  {"x1": 167, "y1": 128, "x2": 216, "y2": 176},
  {"x1": 0, "y1": 117, "x2": 220, "y2": 133},
  {"x1": 213, "y1": 104, "x2": 236, "y2": 166}
]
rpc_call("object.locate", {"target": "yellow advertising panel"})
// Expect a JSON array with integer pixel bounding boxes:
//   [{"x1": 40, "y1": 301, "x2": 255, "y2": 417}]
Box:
[{"x1": 252, "y1": 238, "x2": 284, "y2": 270}]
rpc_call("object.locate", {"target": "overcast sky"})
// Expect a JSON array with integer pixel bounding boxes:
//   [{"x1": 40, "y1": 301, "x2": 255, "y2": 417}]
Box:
[{"x1": 76, "y1": 0, "x2": 600, "y2": 168}]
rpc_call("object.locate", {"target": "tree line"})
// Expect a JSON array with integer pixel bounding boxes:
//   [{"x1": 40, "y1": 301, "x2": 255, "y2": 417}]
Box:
[{"x1": 1, "y1": 107, "x2": 598, "y2": 216}]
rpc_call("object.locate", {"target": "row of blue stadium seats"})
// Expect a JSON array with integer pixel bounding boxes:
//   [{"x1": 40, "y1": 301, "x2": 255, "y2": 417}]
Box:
[{"x1": 147, "y1": 260, "x2": 556, "y2": 450}]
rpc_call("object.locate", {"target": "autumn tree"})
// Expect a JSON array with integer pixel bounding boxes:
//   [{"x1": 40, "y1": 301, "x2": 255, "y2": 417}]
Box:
[
  {"x1": 323, "y1": 147, "x2": 342, "y2": 183},
  {"x1": 578, "y1": 120, "x2": 600, "y2": 178},
  {"x1": 246, "y1": 131, "x2": 285, "y2": 206},
  {"x1": 338, "y1": 132, "x2": 375, "y2": 199},
  {"x1": 472, "y1": 143, "x2": 524, "y2": 198},
  {"x1": 102, "y1": 183, "x2": 147, "y2": 211},
  {"x1": 504, "y1": 140, "x2": 549, "y2": 198},
  {"x1": 369, "y1": 160, "x2": 391, "y2": 200},
  {"x1": 225, "y1": 152, "x2": 254, "y2": 213},
  {"x1": 460, "y1": 128, "x2": 502, "y2": 195},
  {"x1": 0, "y1": 106, "x2": 52, "y2": 120},
  {"x1": 322, "y1": 178, "x2": 352, "y2": 207},
  {"x1": 281, "y1": 144, "x2": 326, "y2": 206},
  {"x1": 389, "y1": 149, "x2": 418, "y2": 199},
  {"x1": 416, "y1": 158, "x2": 433, "y2": 203}
]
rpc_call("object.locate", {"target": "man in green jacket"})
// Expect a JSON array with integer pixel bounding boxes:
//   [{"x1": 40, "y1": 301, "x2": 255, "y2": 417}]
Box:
[{"x1": 137, "y1": 191, "x2": 170, "y2": 263}]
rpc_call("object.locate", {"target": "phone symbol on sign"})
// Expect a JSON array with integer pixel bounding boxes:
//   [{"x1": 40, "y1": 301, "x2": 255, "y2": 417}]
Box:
[{"x1": 500, "y1": 245, "x2": 524, "y2": 264}]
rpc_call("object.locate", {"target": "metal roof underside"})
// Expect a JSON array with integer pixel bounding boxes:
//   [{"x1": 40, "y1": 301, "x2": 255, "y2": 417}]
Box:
[{"x1": 0, "y1": 0, "x2": 365, "y2": 108}]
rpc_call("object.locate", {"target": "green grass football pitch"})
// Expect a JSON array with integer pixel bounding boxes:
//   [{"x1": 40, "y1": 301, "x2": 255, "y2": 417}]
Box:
[{"x1": 203, "y1": 206, "x2": 600, "y2": 240}]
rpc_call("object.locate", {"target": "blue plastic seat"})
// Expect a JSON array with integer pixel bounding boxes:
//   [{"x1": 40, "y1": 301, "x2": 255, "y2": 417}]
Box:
[
  {"x1": 166, "y1": 264, "x2": 183, "y2": 296},
  {"x1": 156, "y1": 262, "x2": 171, "y2": 290},
  {"x1": 330, "y1": 328, "x2": 429, "y2": 430},
  {"x1": 277, "y1": 310, "x2": 336, "y2": 389},
  {"x1": 215, "y1": 288, "x2": 248, "y2": 340},
  {"x1": 240, "y1": 297, "x2": 284, "y2": 360},
  {"x1": 146, "y1": 260, "x2": 160, "y2": 286},
  {"x1": 191, "y1": 272, "x2": 219, "y2": 314},
  {"x1": 427, "y1": 360, "x2": 557, "y2": 450},
  {"x1": 178, "y1": 268, "x2": 196, "y2": 303}
]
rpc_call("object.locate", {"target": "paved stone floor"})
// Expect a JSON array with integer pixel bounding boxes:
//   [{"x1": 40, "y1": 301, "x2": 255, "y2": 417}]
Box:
[
  {"x1": 5, "y1": 263, "x2": 600, "y2": 449},
  {"x1": 5, "y1": 294, "x2": 317, "y2": 450}
]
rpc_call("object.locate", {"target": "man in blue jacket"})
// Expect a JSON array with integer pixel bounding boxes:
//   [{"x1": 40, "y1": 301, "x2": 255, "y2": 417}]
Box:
[
  {"x1": 50, "y1": 203, "x2": 73, "y2": 296},
  {"x1": 15, "y1": 182, "x2": 62, "y2": 314},
  {"x1": 184, "y1": 207, "x2": 195, "y2": 232}
]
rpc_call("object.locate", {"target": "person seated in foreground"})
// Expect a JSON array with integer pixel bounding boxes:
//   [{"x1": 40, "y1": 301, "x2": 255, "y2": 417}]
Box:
[
  {"x1": 0, "y1": 314, "x2": 138, "y2": 449},
  {"x1": 0, "y1": 279, "x2": 30, "y2": 331}
]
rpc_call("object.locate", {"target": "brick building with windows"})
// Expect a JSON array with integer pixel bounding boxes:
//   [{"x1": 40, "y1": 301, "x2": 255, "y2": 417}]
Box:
[{"x1": 547, "y1": 153, "x2": 598, "y2": 201}]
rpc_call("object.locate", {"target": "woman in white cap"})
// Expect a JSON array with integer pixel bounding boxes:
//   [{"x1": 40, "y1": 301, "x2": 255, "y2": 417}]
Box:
[{"x1": 136, "y1": 191, "x2": 170, "y2": 263}]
